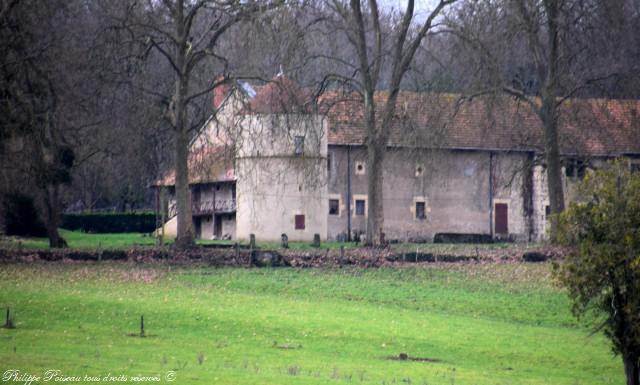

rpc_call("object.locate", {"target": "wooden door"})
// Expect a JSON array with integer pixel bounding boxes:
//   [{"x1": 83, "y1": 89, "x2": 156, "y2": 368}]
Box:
[
  {"x1": 194, "y1": 217, "x2": 202, "y2": 239},
  {"x1": 495, "y1": 203, "x2": 508, "y2": 234}
]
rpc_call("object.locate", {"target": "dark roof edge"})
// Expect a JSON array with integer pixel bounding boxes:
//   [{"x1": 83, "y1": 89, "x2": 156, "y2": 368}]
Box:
[{"x1": 327, "y1": 143, "x2": 640, "y2": 157}]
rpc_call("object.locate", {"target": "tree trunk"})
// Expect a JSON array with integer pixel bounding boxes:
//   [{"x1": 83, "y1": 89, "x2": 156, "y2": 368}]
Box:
[
  {"x1": 366, "y1": 139, "x2": 385, "y2": 246},
  {"x1": 540, "y1": 99, "x2": 564, "y2": 238},
  {"x1": 540, "y1": 0, "x2": 565, "y2": 241},
  {"x1": 174, "y1": 123, "x2": 194, "y2": 248},
  {"x1": 173, "y1": 5, "x2": 194, "y2": 249},
  {"x1": 44, "y1": 184, "x2": 65, "y2": 248},
  {"x1": 623, "y1": 354, "x2": 639, "y2": 385}
]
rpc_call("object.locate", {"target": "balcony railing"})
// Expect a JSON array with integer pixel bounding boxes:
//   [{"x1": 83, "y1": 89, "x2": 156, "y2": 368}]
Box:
[{"x1": 168, "y1": 199, "x2": 236, "y2": 217}]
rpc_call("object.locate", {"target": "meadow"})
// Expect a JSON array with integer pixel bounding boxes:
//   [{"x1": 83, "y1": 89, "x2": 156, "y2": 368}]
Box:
[
  {"x1": 0, "y1": 261, "x2": 623, "y2": 385},
  {"x1": 0, "y1": 229, "x2": 527, "y2": 255}
]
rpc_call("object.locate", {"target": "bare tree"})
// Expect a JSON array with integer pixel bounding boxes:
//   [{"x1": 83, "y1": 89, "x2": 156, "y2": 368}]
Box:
[
  {"x1": 449, "y1": 0, "x2": 640, "y2": 236},
  {"x1": 328, "y1": 0, "x2": 457, "y2": 245},
  {"x1": 0, "y1": 0, "x2": 100, "y2": 247},
  {"x1": 109, "y1": 0, "x2": 282, "y2": 248}
]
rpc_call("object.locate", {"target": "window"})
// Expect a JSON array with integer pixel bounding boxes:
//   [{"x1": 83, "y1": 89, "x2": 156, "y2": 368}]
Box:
[
  {"x1": 329, "y1": 199, "x2": 340, "y2": 215},
  {"x1": 545, "y1": 205, "x2": 551, "y2": 219},
  {"x1": 355, "y1": 161, "x2": 366, "y2": 175},
  {"x1": 294, "y1": 214, "x2": 305, "y2": 230},
  {"x1": 294, "y1": 136, "x2": 304, "y2": 155},
  {"x1": 413, "y1": 197, "x2": 427, "y2": 220},
  {"x1": 352, "y1": 195, "x2": 367, "y2": 217},
  {"x1": 565, "y1": 158, "x2": 586, "y2": 179},
  {"x1": 415, "y1": 201, "x2": 426, "y2": 219}
]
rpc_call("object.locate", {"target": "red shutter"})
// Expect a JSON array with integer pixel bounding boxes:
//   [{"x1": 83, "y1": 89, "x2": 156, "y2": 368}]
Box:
[
  {"x1": 495, "y1": 203, "x2": 508, "y2": 234},
  {"x1": 295, "y1": 215, "x2": 305, "y2": 230}
]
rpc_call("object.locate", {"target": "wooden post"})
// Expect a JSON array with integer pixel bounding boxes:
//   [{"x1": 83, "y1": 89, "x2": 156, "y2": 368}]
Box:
[
  {"x1": 159, "y1": 187, "x2": 166, "y2": 246},
  {"x1": 155, "y1": 186, "x2": 160, "y2": 245},
  {"x1": 4, "y1": 307, "x2": 14, "y2": 329},
  {"x1": 249, "y1": 234, "x2": 256, "y2": 249},
  {"x1": 140, "y1": 315, "x2": 145, "y2": 337}
]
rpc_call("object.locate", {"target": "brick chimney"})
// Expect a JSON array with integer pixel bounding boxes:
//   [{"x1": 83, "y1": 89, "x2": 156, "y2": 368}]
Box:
[{"x1": 213, "y1": 75, "x2": 231, "y2": 109}]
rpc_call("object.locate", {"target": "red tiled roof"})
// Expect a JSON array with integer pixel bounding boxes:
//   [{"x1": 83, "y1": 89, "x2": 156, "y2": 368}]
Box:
[
  {"x1": 157, "y1": 90, "x2": 639, "y2": 187},
  {"x1": 246, "y1": 75, "x2": 312, "y2": 114},
  {"x1": 321, "y1": 91, "x2": 640, "y2": 156},
  {"x1": 212, "y1": 75, "x2": 232, "y2": 110}
]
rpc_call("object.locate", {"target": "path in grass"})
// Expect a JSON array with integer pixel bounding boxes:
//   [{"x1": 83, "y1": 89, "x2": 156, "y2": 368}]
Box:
[{"x1": 0, "y1": 263, "x2": 623, "y2": 385}]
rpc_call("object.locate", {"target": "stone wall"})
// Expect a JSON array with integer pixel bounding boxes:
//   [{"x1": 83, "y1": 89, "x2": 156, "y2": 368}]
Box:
[
  {"x1": 235, "y1": 115, "x2": 328, "y2": 241},
  {"x1": 327, "y1": 145, "x2": 533, "y2": 242}
]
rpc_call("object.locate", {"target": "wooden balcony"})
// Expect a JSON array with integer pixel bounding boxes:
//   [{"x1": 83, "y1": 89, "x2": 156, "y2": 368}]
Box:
[{"x1": 169, "y1": 199, "x2": 236, "y2": 217}]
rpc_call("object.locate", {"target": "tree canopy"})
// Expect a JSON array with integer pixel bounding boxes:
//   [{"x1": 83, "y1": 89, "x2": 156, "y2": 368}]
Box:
[{"x1": 555, "y1": 161, "x2": 640, "y2": 385}]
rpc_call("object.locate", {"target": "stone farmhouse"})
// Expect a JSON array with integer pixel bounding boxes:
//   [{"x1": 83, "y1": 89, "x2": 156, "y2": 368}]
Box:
[{"x1": 155, "y1": 74, "x2": 640, "y2": 243}]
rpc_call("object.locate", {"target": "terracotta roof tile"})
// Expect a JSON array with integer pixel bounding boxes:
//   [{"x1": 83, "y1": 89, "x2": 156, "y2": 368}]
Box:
[
  {"x1": 246, "y1": 75, "x2": 312, "y2": 114},
  {"x1": 157, "y1": 91, "x2": 639, "y2": 187},
  {"x1": 321, "y1": 91, "x2": 640, "y2": 156}
]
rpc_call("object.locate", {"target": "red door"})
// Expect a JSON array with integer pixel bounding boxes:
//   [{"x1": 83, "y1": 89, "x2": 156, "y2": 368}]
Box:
[{"x1": 495, "y1": 203, "x2": 508, "y2": 234}]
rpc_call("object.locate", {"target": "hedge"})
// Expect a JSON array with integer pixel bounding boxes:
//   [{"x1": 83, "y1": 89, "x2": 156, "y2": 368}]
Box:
[
  {"x1": 2, "y1": 192, "x2": 48, "y2": 237},
  {"x1": 433, "y1": 233, "x2": 493, "y2": 244},
  {"x1": 61, "y1": 213, "x2": 157, "y2": 233}
]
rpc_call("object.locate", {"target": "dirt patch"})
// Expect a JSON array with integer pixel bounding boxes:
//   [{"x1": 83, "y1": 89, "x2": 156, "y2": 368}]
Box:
[
  {"x1": 272, "y1": 343, "x2": 303, "y2": 350},
  {"x1": 125, "y1": 333, "x2": 157, "y2": 338},
  {"x1": 118, "y1": 268, "x2": 163, "y2": 283},
  {"x1": 385, "y1": 353, "x2": 442, "y2": 363}
]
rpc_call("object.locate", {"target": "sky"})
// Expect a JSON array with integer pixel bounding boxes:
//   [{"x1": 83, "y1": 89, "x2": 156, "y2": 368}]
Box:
[{"x1": 379, "y1": 0, "x2": 444, "y2": 21}]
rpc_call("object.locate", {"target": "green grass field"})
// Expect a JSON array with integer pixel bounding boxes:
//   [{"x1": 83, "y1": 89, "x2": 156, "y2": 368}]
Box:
[
  {"x1": 0, "y1": 262, "x2": 623, "y2": 384},
  {"x1": 0, "y1": 230, "x2": 531, "y2": 255},
  {"x1": 0, "y1": 230, "x2": 356, "y2": 250}
]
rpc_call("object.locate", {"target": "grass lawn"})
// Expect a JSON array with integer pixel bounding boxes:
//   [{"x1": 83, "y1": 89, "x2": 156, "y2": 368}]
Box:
[
  {"x1": 0, "y1": 230, "x2": 355, "y2": 250},
  {"x1": 0, "y1": 262, "x2": 623, "y2": 385},
  {"x1": 0, "y1": 230, "x2": 159, "y2": 250},
  {"x1": 0, "y1": 230, "x2": 533, "y2": 255}
]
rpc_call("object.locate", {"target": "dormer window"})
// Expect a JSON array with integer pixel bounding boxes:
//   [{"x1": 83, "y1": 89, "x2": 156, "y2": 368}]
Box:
[{"x1": 294, "y1": 136, "x2": 304, "y2": 156}]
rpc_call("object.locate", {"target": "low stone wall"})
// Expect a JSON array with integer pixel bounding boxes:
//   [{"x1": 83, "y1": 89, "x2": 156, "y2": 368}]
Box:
[{"x1": 0, "y1": 245, "x2": 563, "y2": 267}]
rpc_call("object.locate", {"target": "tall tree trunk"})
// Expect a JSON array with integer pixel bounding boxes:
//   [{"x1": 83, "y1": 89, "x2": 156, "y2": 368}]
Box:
[
  {"x1": 540, "y1": 97, "x2": 564, "y2": 238},
  {"x1": 366, "y1": 139, "x2": 385, "y2": 245},
  {"x1": 541, "y1": 0, "x2": 565, "y2": 239},
  {"x1": 623, "y1": 354, "x2": 639, "y2": 385},
  {"x1": 173, "y1": 3, "x2": 194, "y2": 249},
  {"x1": 174, "y1": 92, "x2": 194, "y2": 248},
  {"x1": 44, "y1": 184, "x2": 65, "y2": 248}
]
